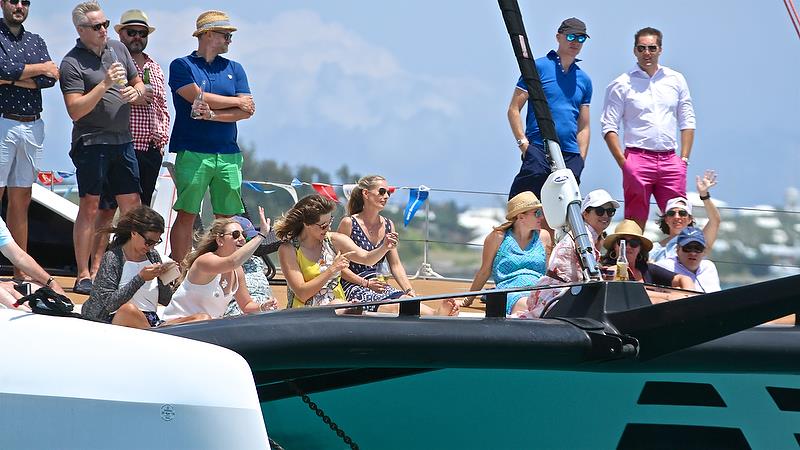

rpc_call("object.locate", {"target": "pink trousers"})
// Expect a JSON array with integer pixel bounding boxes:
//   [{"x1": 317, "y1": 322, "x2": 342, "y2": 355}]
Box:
[{"x1": 622, "y1": 147, "x2": 687, "y2": 222}]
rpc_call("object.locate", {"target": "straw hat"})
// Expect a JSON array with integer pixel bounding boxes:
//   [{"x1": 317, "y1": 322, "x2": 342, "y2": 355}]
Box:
[
  {"x1": 603, "y1": 219, "x2": 653, "y2": 252},
  {"x1": 505, "y1": 191, "x2": 542, "y2": 221},
  {"x1": 114, "y1": 9, "x2": 156, "y2": 34},
  {"x1": 192, "y1": 10, "x2": 237, "y2": 37}
]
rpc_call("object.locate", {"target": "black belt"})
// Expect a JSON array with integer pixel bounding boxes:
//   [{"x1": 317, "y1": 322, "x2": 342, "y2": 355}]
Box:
[{"x1": 1, "y1": 113, "x2": 40, "y2": 122}]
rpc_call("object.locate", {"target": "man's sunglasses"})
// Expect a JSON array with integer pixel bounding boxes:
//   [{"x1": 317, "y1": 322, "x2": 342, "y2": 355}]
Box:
[
  {"x1": 125, "y1": 28, "x2": 149, "y2": 38},
  {"x1": 666, "y1": 209, "x2": 689, "y2": 218},
  {"x1": 589, "y1": 206, "x2": 616, "y2": 217},
  {"x1": 221, "y1": 230, "x2": 244, "y2": 240},
  {"x1": 565, "y1": 33, "x2": 587, "y2": 43},
  {"x1": 212, "y1": 31, "x2": 232, "y2": 41},
  {"x1": 681, "y1": 244, "x2": 705, "y2": 254},
  {"x1": 636, "y1": 45, "x2": 659, "y2": 53},
  {"x1": 81, "y1": 20, "x2": 110, "y2": 31},
  {"x1": 6, "y1": 0, "x2": 31, "y2": 7}
]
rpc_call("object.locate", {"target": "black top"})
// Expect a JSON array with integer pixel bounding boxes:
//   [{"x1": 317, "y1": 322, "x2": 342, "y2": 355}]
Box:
[
  {"x1": 640, "y1": 262, "x2": 676, "y2": 287},
  {"x1": 0, "y1": 19, "x2": 56, "y2": 115}
]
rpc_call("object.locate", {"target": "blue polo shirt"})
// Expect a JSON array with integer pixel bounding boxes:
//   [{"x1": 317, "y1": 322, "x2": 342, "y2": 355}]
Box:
[
  {"x1": 168, "y1": 52, "x2": 250, "y2": 154},
  {"x1": 516, "y1": 50, "x2": 592, "y2": 154}
]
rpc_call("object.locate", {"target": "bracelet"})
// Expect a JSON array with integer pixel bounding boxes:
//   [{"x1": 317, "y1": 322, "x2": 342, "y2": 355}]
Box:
[
  {"x1": 699, "y1": 193, "x2": 711, "y2": 200},
  {"x1": 10, "y1": 80, "x2": 15, "y2": 86},
  {"x1": 207, "y1": 110, "x2": 216, "y2": 121},
  {"x1": 45, "y1": 276, "x2": 54, "y2": 287},
  {"x1": 257, "y1": 232, "x2": 268, "y2": 239}
]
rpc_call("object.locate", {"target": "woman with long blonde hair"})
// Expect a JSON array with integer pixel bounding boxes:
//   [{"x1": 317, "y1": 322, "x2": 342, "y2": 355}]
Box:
[{"x1": 163, "y1": 207, "x2": 274, "y2": 320}]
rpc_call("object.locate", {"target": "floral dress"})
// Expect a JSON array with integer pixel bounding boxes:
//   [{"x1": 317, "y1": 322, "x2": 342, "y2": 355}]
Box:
[{"x1": 223, "y1": 256, "x2": 275, "y2": 317}]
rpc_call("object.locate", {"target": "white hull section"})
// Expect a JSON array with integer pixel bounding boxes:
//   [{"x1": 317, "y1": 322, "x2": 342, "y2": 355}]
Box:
[{"x1": 0, "y1": 310, "x2": 269, "y2": 449}]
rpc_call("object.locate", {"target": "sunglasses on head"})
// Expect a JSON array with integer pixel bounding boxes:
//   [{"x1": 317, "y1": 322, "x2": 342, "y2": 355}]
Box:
[
  {"x1": 81, "y1": 20, "x2": 110, "y2": 31},
  {"x1": 565, "y1": 33, "x2": 587, "y2": 43},
  {"x1": 6, "y1": 0, "x2": 31, "y2": 6},
  {"x1": 125, "y1": 28, "x2": 149, "y2": 38},
  {"x1": 666, "y1": 209, "x2": 689, "y2": 218},
  {"x1": 636, "y1": 45, "x2": 659, "y2": 53},
  {"x1": 136, "y1": 231, "x2": 162, "y2": 247},
  {"x1": 589, "y1": 206, "x2": 616, "y2": 217},
  {"x1": 681, "y1": 244, "x2": 705, "y2": 254},
  {"x1": 221, "y1": 230, "x2": 243, "y2": 240}
]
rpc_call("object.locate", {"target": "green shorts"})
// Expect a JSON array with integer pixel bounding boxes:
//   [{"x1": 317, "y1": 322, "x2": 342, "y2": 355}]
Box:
[{"x1": 172, "y1": 151, "x2": 244, "y2": 216}]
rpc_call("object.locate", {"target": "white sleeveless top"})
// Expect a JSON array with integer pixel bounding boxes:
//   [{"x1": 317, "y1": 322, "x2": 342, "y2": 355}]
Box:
[{"x1": 163, "y1": 272, "x2": 238, "y2": 320}]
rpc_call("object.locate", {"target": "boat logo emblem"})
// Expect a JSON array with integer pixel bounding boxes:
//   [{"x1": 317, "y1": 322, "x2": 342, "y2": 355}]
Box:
[
  {"x1": 553, "y1": 175, "x2": 569, "y2": 183},
  {"x1": 161, "y1": 404, "x2": 176, "y2": 421}
]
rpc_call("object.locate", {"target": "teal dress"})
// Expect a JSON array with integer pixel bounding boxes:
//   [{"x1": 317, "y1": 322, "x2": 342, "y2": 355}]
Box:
[{"x1": 491, "y1": 229, "x2": 547, "y2": 315}]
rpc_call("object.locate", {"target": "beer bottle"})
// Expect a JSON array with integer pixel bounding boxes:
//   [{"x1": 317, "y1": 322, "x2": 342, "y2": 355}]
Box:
[{"x1": 615, "y1": 239, "x2": 629, "y2": 281}]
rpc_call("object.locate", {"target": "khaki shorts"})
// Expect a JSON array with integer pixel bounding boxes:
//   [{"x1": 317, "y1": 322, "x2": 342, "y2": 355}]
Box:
[{"x1": 172, "y1": 150, "x2": 244, "y2": 216}]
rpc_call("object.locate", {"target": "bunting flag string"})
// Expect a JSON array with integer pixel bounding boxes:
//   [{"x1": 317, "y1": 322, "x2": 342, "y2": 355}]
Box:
[
  {"x1": 242, "y1": 181, "x2": 275, "y2": 194},
  {"x1": 403, "y1": 185, "x2": 430, "y2": 227}
]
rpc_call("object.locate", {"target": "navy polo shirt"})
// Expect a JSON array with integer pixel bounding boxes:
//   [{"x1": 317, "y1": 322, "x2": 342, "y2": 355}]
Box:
[
  {"x1": 0, "y1": 19, "x2": 56, "y2": 115},
  {"x1": 168, "y1": 52, "x2": 251, "y2": 154},
  {"x1": 516, "y1": 50, "x2": 592, "y2": 154}
]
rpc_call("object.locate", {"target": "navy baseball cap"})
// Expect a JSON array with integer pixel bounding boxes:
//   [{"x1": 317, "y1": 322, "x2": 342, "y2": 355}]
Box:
[
  {"x1": 677, "y1": 227, "x2": 706, "y2": 247},
  {"x1": 232, "y1": 216, "x2": 257, "y2": 240}
]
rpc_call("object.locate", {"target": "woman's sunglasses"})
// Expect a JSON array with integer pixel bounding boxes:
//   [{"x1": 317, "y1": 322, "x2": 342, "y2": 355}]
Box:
[
  {"x1": 666, "y1": 210, "x2": 689, "y2": 218},
  {"x1": 375, "y1": 187, "x2": 393, "y2": 197},
  {"x1": 136, "y1": 231, "x2": 162, "y2": 247},
  {"x1": 221, "y1": 230, "x2": 243, "y2": 240},
  {"x1": 618, "y1": 238, "x2": 642, "y2": 249},
  {"x1": 314, "y1": 217, "x2": 334, "y2": 231},
  {"x1": 589, "y1": 206, "x2": 616, "y2": 217}
]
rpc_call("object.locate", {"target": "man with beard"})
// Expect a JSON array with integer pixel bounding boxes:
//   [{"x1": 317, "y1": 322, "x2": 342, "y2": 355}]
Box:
[
  {"x1": 167, "y1": 10, "x2": 255, "y2": 264},
  {"x1": 60, "y1": 1, "x2": 145, "y2": 294},
  {"x1": 90, "y1": 9, "x2": 170, "y2": 277},
  {"x1": 0, "y1": 0, "x2": 60, "y2": 281}
]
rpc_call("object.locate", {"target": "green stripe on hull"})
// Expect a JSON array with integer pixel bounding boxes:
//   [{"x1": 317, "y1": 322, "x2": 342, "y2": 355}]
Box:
[{"x1": 262, "y1": 369, "x2": 800, "y2": 449}]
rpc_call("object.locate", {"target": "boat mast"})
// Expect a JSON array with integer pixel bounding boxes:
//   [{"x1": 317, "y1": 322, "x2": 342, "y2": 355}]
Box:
[
  {"x1": 497, "y1": 0, "x2": 601, "y2": 279},
  {"x1": 783, "y1": 0, "x2": 800, "y2": 39}
]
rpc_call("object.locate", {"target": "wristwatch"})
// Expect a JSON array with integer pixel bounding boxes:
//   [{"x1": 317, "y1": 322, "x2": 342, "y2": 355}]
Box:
[
  {"x1": 681, "y1": 156, "x2": 690, "y2": 165},
  {"x1": 516, "y1": 138, "x2": 529, "y2": 147}
]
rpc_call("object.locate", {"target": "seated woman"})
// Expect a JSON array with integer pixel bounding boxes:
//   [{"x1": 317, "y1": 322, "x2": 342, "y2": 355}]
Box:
[
  {"x1": 464, "y1": 191, "x2": 551, "y2": 315},
  {"x1": 223, "y1": 216, "x2": 279, "y2": 316},
  {"x1": 521, "y1": 189, "x2": 619, "y2": 318},
  {"x1": 163, "y1": 207, "x2": 274, "y2": 320},
  {"x1": 337, "y1": 175, "x2": 456, "y2": 315},
  {"x1": 82, "y1": 206, "x2": 208, "y2": 328},
  {"x1": 651, "y1": 170, "x2": 720, "y2": 261},
  {"x1": 600, "y1": 219, "x2": 695, "y2": 301}
]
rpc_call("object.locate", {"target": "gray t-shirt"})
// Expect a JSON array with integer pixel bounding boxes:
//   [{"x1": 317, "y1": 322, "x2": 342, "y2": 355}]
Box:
[{"x1": 59, "y1": 38, "x2": 137, "y2": 146}]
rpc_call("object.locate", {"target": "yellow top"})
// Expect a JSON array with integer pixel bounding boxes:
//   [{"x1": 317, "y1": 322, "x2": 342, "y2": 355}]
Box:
[{"x1": 293, "y1": 243, "x2": 346, "y2": 308}]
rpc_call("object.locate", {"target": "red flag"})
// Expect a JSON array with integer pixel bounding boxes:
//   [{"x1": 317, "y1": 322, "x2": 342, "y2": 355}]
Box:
[
  {"x1": 38, "y1": 171, "x2": 54, "y2": 186},
  {"x1": 311, "y1": 183, "x2": 339, "y2": 202}
]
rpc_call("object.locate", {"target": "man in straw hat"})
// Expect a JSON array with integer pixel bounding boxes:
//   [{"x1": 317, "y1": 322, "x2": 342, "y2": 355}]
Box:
[
  {"x1": 60, "y1": 1, "x2": 145, "y2": 294},
  {"x1": 90, "y1": 9, "x2": 172, "y2": 277},
  {"x1": 167, "y1": 10, "x2": 255, "y2": 263}
]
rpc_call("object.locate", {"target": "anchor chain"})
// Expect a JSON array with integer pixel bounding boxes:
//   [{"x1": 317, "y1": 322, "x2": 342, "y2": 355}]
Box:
[{"x1": 289, "y1": 382, "x2": 359, "y2": 450}]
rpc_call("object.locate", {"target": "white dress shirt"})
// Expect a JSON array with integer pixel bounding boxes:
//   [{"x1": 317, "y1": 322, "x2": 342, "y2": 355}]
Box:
[
  {"x1": 600, "y1": 65, "x2": 696, "y2": 151},
  {"x1": 654, "y1": 256, "x2": 721, "y2": 293}
]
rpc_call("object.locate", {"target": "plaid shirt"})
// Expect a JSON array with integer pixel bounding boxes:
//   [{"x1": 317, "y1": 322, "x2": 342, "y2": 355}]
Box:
[{"x1": 130, "y1": 54, "x2": 170, "y2": 152}]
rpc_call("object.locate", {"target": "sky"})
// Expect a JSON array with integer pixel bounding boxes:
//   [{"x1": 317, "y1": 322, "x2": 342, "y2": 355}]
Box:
[{"x1": 20, "y1": 0, "x2": 800, "y2": 209}]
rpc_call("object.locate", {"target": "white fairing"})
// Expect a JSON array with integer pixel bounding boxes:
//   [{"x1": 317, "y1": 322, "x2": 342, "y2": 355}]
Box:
[
  {"x1": 540, "y1": 168, "x2": 582, "y2": 228},
  {"x1": 151, "y1": 152, "x2": 178, "y2": 257},
  {"x1": 0, "y1": 310, "x2": 270, "y2": 450}
]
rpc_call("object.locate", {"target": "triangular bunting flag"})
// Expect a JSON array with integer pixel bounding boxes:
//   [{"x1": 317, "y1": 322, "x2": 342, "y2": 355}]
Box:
[
  {"x1": 312, "y1": 183, "x2": 339, "y2": 202},
  {"x1": 342, "y1": 184, "x2": 357, "y2": 201},
  {"x1": 265, "y1": 182, "x2": 299, "y2": 205},
  {"x1": 403, "y1": 185, "x2": 430, "y2": 227}
]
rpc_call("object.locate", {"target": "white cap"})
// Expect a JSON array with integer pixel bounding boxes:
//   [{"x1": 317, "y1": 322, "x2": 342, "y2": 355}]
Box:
[
  {"x1": 580, "y1": 189, "x2": 621, "y2": 212},
  {"x1": 663, "y1": 197, "x2": 692, "y2": 216}
]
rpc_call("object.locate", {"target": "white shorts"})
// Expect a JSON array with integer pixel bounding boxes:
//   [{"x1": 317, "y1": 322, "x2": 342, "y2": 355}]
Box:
[{"x1": 0, "y1": 117, "x2": 44, "y2": 188}]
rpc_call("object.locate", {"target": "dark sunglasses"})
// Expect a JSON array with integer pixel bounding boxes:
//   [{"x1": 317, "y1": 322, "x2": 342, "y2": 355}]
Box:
[
  {"x1": 314, "y1": 217, "x2": 334, "y2": 230},
  {"x1": 666, "y1": 210, "x2": 689, "y2": 218},
  {"x1": 81, "y1": 20, "x2": 110, "y2": 31},
  {"x1": 589, "y1": 206, "x2": 616, "y2": 217},
  {"x1": 221, "y1": 230, "x2": 243, "y2": 240},
  {"x1": 681, "y1": 244, "x2": 705, "y2": 254},
  {"x1": 125, "y1": 28, "x2": 149, "y2": 38},
  {"x1": 565, "y1": 33, "x2": 587, "y2": 43},
  {"x1": 6, "y1": 0, "x2": 31, "y2": 6},
  {"x1": 212, "y1": 31, "x2": 232, "y2": 41},
  {"x1": 377, "y1": 187, "x2": 393, "y2": 197},
  {"x1": 136, "y1": 232, "x2": 162, "y2": 247},
  {"x1": 636, "y1": 45, "x2": 659, "y2": 53}
]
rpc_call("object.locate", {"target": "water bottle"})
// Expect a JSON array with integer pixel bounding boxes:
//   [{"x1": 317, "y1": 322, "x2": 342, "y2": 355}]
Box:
[
  {"x1": 614, "y1": 239, "x2": 630, "y2": 281},
  {"x1": 190, "y1": 80, "x2": 206, "y2": 119}
]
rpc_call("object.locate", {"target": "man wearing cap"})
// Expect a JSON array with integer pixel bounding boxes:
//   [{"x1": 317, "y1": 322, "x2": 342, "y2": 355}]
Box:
[
  {"x1": 0, "y1": 0, "x2": 60, "y2": 281},
  {"x1": 601, "y1": 26, "x2": 696, "y2": 231},
  {"x1": 60, "y1": 0, "x2": 146, "y2": 294},
  {"x1": 508, "y1": 17, "x2": 592, "y2": 202},
  {"x1": 167, "y1": 9, "x2": 255, "y2": 263},
  {"x1": 655, "y1": 227, "x2": 720, "y2": 293},
  {"x1": 90, "y1": 9, "x2": 170, "y2": 276}
]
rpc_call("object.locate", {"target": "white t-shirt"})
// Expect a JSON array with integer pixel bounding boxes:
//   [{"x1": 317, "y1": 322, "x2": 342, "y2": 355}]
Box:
[
  {"x1": 0, "y1": 216, "x2": 13, "y2": 248},
  {"x1": 655, "y1": 256, "x2": 721, "y2": 293},
  {"x1": 118, "y1": 259, "x2": 160, "y2": 312}
]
